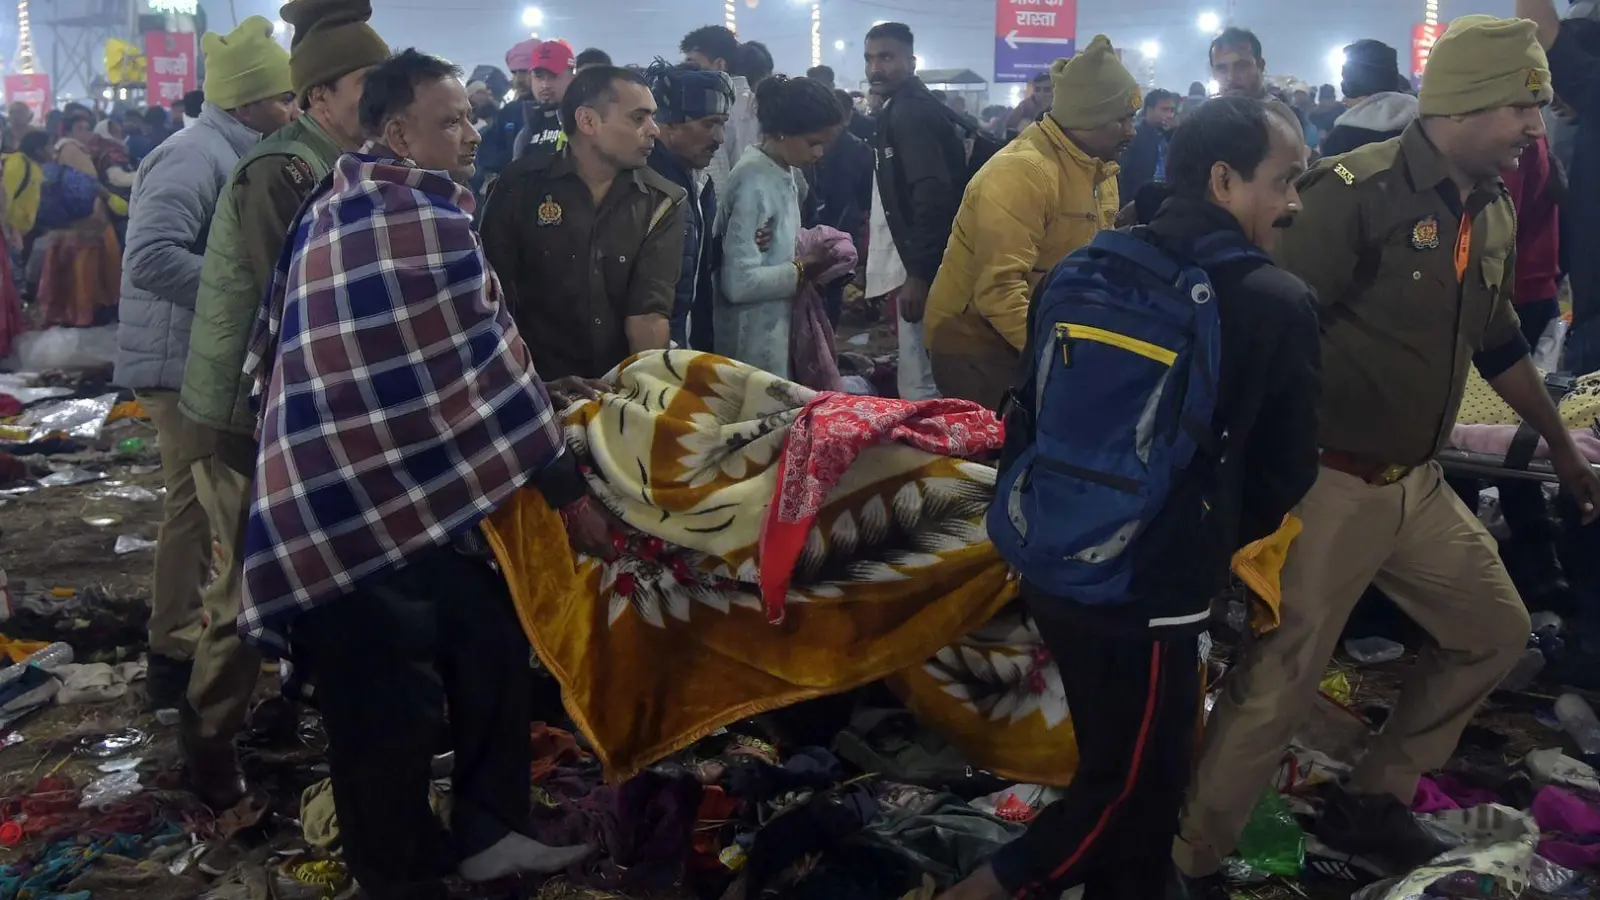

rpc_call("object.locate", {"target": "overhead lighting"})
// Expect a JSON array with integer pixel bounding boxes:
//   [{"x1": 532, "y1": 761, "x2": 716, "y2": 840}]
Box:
[
  {"x1": 1196, "y1": 11, "x2": 1221, "y2": 33},
  {"x1": 521, "y1": 6, "x2": 544, "y2": 29},
  {"x1": 834, "y1": 39, "x2": 845, "y2": 51},
  {"x1": 1139, "y1": 40, "x2": 1160, "y2": 61},
  {"x1": 1327, "y1": 46, "x2": 1347, "y2": 80},
  {"x1": 1205, "y1": 78, "x2": 1220, "y2": 96}
]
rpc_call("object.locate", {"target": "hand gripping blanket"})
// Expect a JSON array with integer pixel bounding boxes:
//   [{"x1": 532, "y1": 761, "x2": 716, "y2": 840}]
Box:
[
  {"x1": 239, "y1": 154, "x2": 568, "y2": 654},
  {"x1": 482, "y1": 351, "x2": 1086, "y2": 783}
]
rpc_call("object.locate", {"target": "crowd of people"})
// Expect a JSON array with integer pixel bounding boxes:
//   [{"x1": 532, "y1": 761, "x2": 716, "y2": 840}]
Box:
[{"x1": 0, "y1": 0, "x2": 1592, "y2": 897}]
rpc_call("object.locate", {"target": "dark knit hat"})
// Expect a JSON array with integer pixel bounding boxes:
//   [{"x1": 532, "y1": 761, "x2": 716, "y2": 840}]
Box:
[
  {"x1": 1341, "y1": 39, "x2": 1408, "y2": 98},
  {"x1": 279, "y1": 0, "x2": 390, "y2": 98},
  {"x1": 642, "y1": 61, "x2": 734, "y2": 125}
]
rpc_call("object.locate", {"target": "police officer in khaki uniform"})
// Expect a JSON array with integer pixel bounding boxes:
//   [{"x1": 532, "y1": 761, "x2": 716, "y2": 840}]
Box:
[
  {"x1": 481, "y1": 65, "x2": 685, "y2": 380},
  {"x1": 175, "y1": 0, "x2": 389, "y2": 810},
  {"x1": 1175, "y1": 17, "x2": 1600, "y2": 896}
]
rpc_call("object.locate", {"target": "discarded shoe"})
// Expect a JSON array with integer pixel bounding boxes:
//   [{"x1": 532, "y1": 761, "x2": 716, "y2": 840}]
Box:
[
  {"x1": 1311, "y1": 789, "x2": 1448, "y2": 875},
  {"x1": 1301, "y1": 833, "x2": 1387, "y2": 885}
]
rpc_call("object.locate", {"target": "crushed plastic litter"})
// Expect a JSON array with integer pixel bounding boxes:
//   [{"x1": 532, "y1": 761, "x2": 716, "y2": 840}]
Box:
[
  {"x1": 79, "y1": 769, "x2": 142, "y2": 808},
  {"x1": 74, "y1": 727, "x2": 148, "y2": 758},
  {"x1": 113, "y1": 535, "x2": 158, "y2": 555},
  {"x1": 18, "y1": 393, "x2": 119, "y2": 442},
  {"x1": 35, "y1": 469, "x2": 106, "y2": 488}
]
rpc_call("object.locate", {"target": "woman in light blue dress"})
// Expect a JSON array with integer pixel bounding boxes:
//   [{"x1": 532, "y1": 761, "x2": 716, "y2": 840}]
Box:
[{"x1": 714, "y1": 75, "x2": 844, "y2": 378}]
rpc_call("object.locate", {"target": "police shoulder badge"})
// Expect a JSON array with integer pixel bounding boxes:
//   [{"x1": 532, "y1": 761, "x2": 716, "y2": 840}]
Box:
[
  {"x1": 1333, "y1": 163, "x2": 1355, "y2": 186},
  {"x1": 536, "y1": 194, "x2": 563, "y2": 227},
  {"x1": 1411, "y1": 215, "x2": 1441, "y2": 251},
  {"x1": 281, "y1": 157, "x2": 313, "y2": 188}
]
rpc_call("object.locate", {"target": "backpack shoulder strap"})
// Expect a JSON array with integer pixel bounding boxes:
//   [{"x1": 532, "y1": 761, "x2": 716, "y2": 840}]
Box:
[
  {"x1": 1088, "y1": 227, "x2": 1186, "y2": 285},
  {"x1": 11, "y1": 158, "x2": 31, "y2": 201}
]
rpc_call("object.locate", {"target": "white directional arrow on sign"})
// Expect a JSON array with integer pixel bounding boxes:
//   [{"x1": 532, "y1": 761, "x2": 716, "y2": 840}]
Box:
[{"x1": 1004, "y1": 30, "x2": 1076, "y2": 50}]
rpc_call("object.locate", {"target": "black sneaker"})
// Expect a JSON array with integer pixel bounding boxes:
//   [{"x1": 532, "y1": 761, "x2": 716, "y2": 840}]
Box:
[
  {"x1": 1311, "y1": 790, "x2": 1449, "y2": 875},
  {"x1": 144, "y1": 654, "x2": 193, "y2": 712},
  {"x1": 1301, "y1": 834, "x2": 1387, "y2": 885}
]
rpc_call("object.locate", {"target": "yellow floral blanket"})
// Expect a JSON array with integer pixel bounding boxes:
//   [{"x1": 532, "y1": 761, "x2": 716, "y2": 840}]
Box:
[
  {"x1": 483, "y1": 351, "x2": 1079, "y2": 783},
  {"x1": 1457, "y1": 367, "x2": 1600, "y2": 429}
]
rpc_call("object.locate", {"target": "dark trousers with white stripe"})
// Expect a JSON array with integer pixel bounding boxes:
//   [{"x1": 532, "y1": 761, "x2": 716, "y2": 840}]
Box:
[{"x1": 990, "y1": 615, "x2": 1200, "y2": 900}]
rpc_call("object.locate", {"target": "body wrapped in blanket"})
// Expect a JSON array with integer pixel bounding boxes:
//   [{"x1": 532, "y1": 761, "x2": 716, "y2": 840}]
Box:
[
  {"x1": 484, "y1": 351, "x2": 1291, "y2": 785},
  {"x1": 1451, "y1": 367, "x2": 1600, "y2": 461}
]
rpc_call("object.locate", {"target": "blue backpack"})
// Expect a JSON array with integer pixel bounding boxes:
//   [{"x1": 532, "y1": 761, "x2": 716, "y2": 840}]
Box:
[{"x1": 987, "y1": 228, "x2": 1268, "y2": 606}]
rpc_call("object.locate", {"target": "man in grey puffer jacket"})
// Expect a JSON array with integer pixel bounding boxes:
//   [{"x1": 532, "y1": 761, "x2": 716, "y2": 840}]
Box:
[
  {"x1": 113, "y1": 17, "x2": 296, "y2": 713},
  {"x1": 1319, "y1": 39, "x2": 1419, "y2": 157}
]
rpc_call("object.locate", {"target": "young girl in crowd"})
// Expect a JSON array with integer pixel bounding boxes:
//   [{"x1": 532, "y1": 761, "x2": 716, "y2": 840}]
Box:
[{"x1": 714, "y1": 75, "x2": 844, "y2": 379}]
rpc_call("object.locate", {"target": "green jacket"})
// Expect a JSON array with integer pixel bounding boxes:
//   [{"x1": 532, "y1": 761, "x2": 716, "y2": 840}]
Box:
[{"x1": 178, "y1": 114, "x2": 344, "y2": 435}]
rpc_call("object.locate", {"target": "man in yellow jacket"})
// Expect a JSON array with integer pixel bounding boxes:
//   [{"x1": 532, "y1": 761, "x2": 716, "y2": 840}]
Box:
[{"x1": 925, "y1": 35, "x2": 1139, "y2": 407}]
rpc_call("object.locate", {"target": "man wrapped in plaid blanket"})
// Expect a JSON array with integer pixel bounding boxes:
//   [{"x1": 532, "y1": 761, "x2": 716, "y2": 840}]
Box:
[{"x1": 237, "y1": 51, "x2": 598, "y2": 897}]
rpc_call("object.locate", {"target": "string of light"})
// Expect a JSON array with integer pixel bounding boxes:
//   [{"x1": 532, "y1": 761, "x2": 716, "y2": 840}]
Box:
[
  {"x1": 15, "y1": 0, "x2": 34, "y2": 74},
  {"x1": 810, "y1": 3, "x2": 821, "y2": 67}
]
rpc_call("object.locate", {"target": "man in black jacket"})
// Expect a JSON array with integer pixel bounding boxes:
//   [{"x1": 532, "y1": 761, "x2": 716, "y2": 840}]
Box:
[
  {"x1": 864, "y1": 21, "x2": 967, "y2": 383},
  {"x1": 1118, "y1": 88, "x2": 1180, "y2": 200},
  {"x1": 934, "y1": 97, "x2": 1321, "y2": 900},
  {"x1": 514, "y1": 41, "x2": 575, "y2": 160},
  {"x1": 642, "y1": 62, "x2": 735, "y2": 350}
]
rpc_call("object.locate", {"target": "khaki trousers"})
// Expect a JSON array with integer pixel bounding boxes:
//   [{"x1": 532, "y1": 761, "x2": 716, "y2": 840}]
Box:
[
  {"x1": 186, "y1": 429, "x2": 263, "y2": 744},
  {"x1": 138, "y1": 389, "x2": 208, "y2": 661},
  {"x1": 1174, "y1": 463, "x2": 1529, "y2": 877},
  {"x1": 930, "y1": 349, "x2": 1016, "y2": 411}
]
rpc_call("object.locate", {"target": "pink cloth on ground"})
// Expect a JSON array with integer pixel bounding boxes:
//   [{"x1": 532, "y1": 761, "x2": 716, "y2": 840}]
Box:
[
  {"x1": 1449, "y1": 424, "x2": 1600, "y2": 462},
  {"x1": 1532, "y1": 786, "x2": 1600, "y2": 871},
  {"x1": 1412, "y1": 777, "x2": 1458, "y2": 814},
  {"x1": 1409, "y1": 774, "x2": 1502, "y2": 814},
  {"x1": 789, "y1": 226, "x2": 857, "y2": 393},
  {"x1": 1533, "y1": 786, "x2": 1600, "y2": 834}
]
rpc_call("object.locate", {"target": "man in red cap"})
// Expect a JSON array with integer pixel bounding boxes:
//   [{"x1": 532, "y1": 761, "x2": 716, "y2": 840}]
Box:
[{"x1": 514, "y1": 40, "x2": 574, "y2": 160}]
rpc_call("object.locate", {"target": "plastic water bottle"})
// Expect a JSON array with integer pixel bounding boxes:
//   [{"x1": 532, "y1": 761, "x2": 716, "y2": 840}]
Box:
[
  {"x1": 0, "y1": 643, "x2": 73, "y2": 689},
  {"x1": 1554, "y1": 694, "x2": 1600, "y2": 755}
]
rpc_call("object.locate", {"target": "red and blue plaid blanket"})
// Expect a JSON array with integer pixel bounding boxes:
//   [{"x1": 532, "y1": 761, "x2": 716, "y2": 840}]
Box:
[{"x1": 239, "y1": 153, "x2": 567, "y2": 654}]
